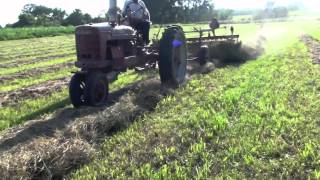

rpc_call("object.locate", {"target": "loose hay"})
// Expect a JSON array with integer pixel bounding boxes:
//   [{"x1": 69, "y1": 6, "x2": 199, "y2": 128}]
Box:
[
  {"x1": 0, "y1": 137, "x2": 94, "y2": 180},
  {"x1": 0, "y1": 78, "x2": 175, "y2": 179},
  {"x1": 300, "y1": 35, "x2": 320, "y2": 64}
]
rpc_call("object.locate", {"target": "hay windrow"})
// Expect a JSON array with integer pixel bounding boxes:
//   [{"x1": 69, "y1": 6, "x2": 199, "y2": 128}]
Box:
[
  {"x1": 300, "y1": 35, "x2": 320, "y2": 64},
  {"x1": 0, "y1": 78, "x2": 175, "y2": 179},
  {"x1": 0, "y1": 137, "x2": 94, "y2": 180}
]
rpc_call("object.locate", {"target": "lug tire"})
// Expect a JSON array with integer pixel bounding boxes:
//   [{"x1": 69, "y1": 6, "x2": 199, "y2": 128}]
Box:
[
  {"x1": 84, "y1": 72, "x2": 109, "y2": 107},
  {"x1": 69, "y1": 73, "x2": 86, "y2": 108},
  {"x1": 159, "y1": 25, "x2": 187, "y2": 85}
]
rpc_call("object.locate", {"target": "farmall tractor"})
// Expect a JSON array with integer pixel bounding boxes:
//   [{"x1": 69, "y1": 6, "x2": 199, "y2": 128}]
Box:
[{"x1": 69, "y1": 0, "x2": 239, "y2": 107}]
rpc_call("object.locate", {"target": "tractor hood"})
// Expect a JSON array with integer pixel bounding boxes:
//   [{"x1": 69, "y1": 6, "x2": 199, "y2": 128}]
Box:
[{"x1": 76, "y1": 22, "x2": 135, "y2": 40}]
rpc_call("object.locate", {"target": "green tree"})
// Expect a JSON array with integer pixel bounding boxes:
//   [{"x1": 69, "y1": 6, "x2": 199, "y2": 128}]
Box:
[
  {"x1": 22, "y1": 4, "x2": 52, "y2": 26},
  {"x1": 144, "y1": 0, "x2": 215, "y2": 23},
  {"x1": 92, "y1": 16, "x2": 106, "y2": 23},
  {"x1": 253, "y1": 5, "x2": 288, "y2": 20},
  {"x1": 272, "y1": 7, "x2": 288, "y2": 18},
  {"x1": 64, "y1": 9, "x2": 92, "y2": 26},
  {"x1": 13, "y1": 4, "x2": 67, "y2": 27},
  {"x1": 13, "y1": 13, "x2": 36, "y2": 27},
  {"x1": 51, "y1": 8, "x2": 67, "y2": 24}
]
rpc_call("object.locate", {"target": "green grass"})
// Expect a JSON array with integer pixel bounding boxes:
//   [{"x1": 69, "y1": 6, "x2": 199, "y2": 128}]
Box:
[
  {"x1": 0, "y1": 67, "x2": 76, "y2": 92},
  {"x1": 0, "y1": 45, "x2": 74, "y2": 62},
  {"x1": 0, "y1": 56, "x2": 75, "y2": 76},
  {"x1": 0, "y1": 35, "x2": 75, "y2": 65},
  {"x1": 0, "y1": 89, "x2": 70, "y2": 130},
  {"x1": 72, "y1": 22, "x2": 320, "y2": 179},
  {"x1": 289, "y1": 10, "x2": 320, "y2": 18},
  {"x1": 0, "y1": 35, "x2": 74, "y2": 50},
  {"x1": 310, "y1": 29, "x2": 320, "y2": 41},
  {"x1": 0, "y1": 26, "x2": 75, "y2": 41}
]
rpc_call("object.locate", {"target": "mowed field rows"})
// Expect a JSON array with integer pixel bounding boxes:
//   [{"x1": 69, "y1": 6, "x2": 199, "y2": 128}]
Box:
[
  {"x1": 0, "y1": 23, "x2": 261, "y2": 131},
  {"x1": 0, "y1": 35, "x2": 76, "y2": 130}
]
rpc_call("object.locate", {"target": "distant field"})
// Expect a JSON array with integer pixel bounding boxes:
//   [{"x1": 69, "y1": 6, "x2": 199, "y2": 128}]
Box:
[
  {"x1": 310, "y1": 28, "x2": 320, "y2": 40},
  {"x1": 232, "y1": 15, "x2": 252, "y2": 22},
  {"x1": 289, "y1": 10, "x2": 320, "y2": 18},
  {"x1": 0, "y1": 26, "x2": 74, "y2": 41}
]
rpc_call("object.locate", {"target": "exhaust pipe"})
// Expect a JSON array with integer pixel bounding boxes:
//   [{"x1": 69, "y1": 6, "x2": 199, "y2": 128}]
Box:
[
  {"x1": 109, "y1": 0, "x2": 117, "y2": 9},
  {"x1": 108, "y1": 0, "x2": 118, "y2": 25}
]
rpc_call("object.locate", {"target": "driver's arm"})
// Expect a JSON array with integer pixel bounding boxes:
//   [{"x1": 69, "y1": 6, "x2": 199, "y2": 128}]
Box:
[
  {"x1": 139, "y1": 1, "x2": 150, "y2": 21},
  {"x1": 122, "y1": 0, "x2": 130, "y2": 16}
]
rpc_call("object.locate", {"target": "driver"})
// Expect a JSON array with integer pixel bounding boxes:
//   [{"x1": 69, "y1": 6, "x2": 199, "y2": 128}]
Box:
[{"x1": 122, "y1": 0, "x2": 150, "y2": 44}]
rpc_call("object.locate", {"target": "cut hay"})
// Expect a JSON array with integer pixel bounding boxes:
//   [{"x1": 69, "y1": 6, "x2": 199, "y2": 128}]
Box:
[
  {"x1": 0, "y1": 78, "x2": 175, "y2": 179},
  {"x1": 0, "y1": 137, "x2": 94, "y2": 179}
]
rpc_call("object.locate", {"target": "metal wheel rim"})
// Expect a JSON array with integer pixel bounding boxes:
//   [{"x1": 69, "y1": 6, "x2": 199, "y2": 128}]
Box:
[{"x1": 79, "y1": 81, "x2": 86, "y2": 103}]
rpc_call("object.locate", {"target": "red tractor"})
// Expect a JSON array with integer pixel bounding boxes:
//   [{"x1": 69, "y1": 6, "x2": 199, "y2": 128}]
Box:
[{"x1": 69, "y1": 0, "x2": 239, "y2": 107}]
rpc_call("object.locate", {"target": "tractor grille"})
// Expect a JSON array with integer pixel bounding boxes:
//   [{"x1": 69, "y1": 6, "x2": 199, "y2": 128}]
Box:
[{"x1": 76, "y1": 29, "x2": 101, "y2": 60}]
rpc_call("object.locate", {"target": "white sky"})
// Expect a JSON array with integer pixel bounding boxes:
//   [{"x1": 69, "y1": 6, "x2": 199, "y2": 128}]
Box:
[{"x1": 0, "y1": 0, "x2": 319, "y2": 26}]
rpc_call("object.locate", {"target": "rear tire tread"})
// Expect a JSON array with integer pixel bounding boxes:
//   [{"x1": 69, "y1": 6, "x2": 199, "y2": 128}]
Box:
[{"x1": 159, "y1": 26, "x2": 187, "y2": 85}]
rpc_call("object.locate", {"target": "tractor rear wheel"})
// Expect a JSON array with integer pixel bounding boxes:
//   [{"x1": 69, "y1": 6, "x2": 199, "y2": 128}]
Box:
[
  {"x1": 84, "y1": 72, "x2": 109, "y2": 107},
  {"x1": 159, "y1": 26, "x2": 187, "y2": 85},
  {"x1": 69, "y1": 73, "x2": 86, "y2": 108}
]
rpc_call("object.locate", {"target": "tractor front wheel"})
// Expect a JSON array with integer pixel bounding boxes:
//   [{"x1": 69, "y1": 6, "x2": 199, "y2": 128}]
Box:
[
  {"x1": 159, "y1": 26, "x2": 187, "y2": 85},
  {"x1": 69, "y1": 73, "x2": 86, "y2": 108},
  {"x1": 84, "y1": 72, "x2": 109, "y2": 107}
]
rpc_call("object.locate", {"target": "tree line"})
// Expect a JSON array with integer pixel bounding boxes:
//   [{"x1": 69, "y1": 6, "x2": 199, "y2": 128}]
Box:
[
  {"x1": 144, "y1": 0, "x2": 233, "y2": 23},
  {"x1": 253, "y1": 1, "x2": 289, "y2": 20},
  {"x1": 6, "y1": 1, "x2": 235, "y2": 28},
  {"x1": 6, "y1": 4, "x2": 106, "y2": 28}
]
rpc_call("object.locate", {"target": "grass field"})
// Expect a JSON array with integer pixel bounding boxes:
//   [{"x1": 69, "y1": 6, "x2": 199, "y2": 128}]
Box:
[
  {"x1": 0, "y1": 20, "x2": 320, "y2": 178},
  {"x1": 0, "y1": 26, "x2": 74, "y2": 41},
  {"x1": 72, "y1": 22, "x2": 320, "y2": 179}
]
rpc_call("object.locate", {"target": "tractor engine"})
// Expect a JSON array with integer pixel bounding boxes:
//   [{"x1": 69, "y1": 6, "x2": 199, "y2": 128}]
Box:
[{"x1": 75, "y1": 23, "x2": 135, "y2": 71}]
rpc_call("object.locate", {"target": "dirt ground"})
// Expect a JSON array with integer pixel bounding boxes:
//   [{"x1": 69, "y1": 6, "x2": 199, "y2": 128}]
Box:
[
  {"x1": 0, "y1": 62, "x2": 73, "y2": 83},
  {"x1": 0, "y1": 53, "x2": 75, "y2": 68},
  {"x1": 0, "y1": 44, "x2": 73, "y2": 61},
  {"x1": 0, "y1": 77, "x2": 69, "y2": 107},
  {"x1": 301, "y1": 35, "x2": 320, "y2": 64}
]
